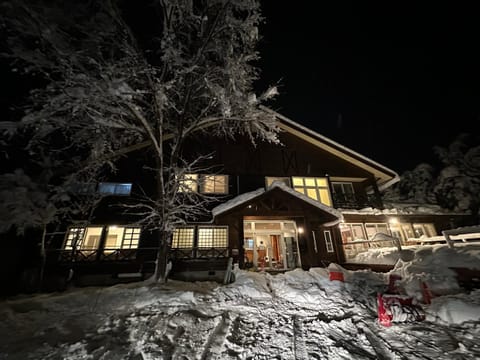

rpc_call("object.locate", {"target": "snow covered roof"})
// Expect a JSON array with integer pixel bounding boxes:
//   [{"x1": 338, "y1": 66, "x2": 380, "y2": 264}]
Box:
[
  {"x1": 212, "y1": 181, "x2": 343, "y2": 225},
  {"x1": 340, "y1": 202, "x2": 468, "y2": 216},
  {"x1": 260, "y1": 106, "x2": 400, "y2": 191}
]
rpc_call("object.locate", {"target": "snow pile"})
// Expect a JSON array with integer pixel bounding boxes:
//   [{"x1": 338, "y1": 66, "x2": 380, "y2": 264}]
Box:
[{"x1": 427, "y1": 290, "x2": 480, "y2": 325}]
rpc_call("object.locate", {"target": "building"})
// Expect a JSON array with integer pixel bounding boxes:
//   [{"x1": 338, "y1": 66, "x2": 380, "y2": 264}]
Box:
[{"x1": 44, "y1": 108, "x2": 473, "y2": 285}]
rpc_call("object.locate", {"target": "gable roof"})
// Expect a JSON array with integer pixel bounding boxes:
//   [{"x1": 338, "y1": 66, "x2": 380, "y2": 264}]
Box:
[
  {"x1": 212, "y1": 181, "x2": 343, "y2": 226},
  {"x1": 260, "y1": 106, "x2": 400, "y2": 191}
]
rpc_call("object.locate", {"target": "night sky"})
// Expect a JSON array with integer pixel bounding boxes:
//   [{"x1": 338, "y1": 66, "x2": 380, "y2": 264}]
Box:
[{"x1": 254, "y1": 2, "x2": 480, "y2": 173}]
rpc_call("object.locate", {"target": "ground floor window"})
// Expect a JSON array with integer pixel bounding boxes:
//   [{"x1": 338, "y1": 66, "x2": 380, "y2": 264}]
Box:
[
  {"x1": 64, "y1": 225, "x2": 141, "y2": 251},
  {"x1": 170, "y1": 225, "x2": 229, "y2": 259},
  {"x1": 324, "y1": 230, "x2": 334, "y2": 253}
]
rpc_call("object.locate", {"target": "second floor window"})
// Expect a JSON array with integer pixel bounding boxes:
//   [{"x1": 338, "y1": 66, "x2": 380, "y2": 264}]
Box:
[
  {"x1": 98, "y1": 182, "x2": 132, "y2": 196},
  {"x1": 292, "y1": 177, "x2": 332, "y2": 206},
  {"x1": 332, "y1": 182, "x2": 354, "y2": 199},
  {"x1": 179, "y1": 174, "x2": 228, "y2": 194}
]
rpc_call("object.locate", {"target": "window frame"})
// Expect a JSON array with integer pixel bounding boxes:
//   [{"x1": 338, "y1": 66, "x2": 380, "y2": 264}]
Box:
[
  {"x1": 324, "y1": 230, "x2": 334, "y2": 253},
  {"x1": 291, "y1": 176, "x2": 332, "y2": 206},
  {"x1": 98, "y1": 182, "x2": 132, "y2": 196}
]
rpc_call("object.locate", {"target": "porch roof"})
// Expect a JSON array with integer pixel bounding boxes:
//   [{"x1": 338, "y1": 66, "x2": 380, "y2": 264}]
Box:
[{"x1": 212, "y1": 182, "x2": 343, "y2": 226}]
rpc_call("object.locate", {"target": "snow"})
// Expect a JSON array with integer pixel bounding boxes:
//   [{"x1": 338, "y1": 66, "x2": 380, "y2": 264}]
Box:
[{"x1": 1, "y1": 245, "x2": 480, "y2": 359}]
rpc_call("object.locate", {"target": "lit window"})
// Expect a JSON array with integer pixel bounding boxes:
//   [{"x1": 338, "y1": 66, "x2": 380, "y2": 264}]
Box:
[
  {"x1": 64, "y1": 227, "x2": 86, "y2": 250},
  {"x1": 413, "y1": 223, "x2": 436, "y2": 238},
  {"x1": 340, "y1": 223, "x2": 366, "y2": 243},
  {"x1": 292, "y1": 177, "x2": 332, "y2": 206},
  {"x1": 324, "y1": 230, "x2": 334, "y2": 253},
  {"x1": 198, "y1": 226, "x2": 228, "y2": 248},
  {"x1": 178, "y1": 174, "x2": 198, "y2": 193},
  {"x1": 365, "y1": 223, "x2": 390, "y2": 239},
  {"x1": 200, "y1": 175, "x2": 228, "y2": 194},
  {"x1": 105, "y1": 226, "x2": 141, "y2": 250},
  {"x1": 172, "y1": 227, "x2": 195, "y2": 248},
  {"x1": 98, "y1": 182, "x2": 132, "y2": 196},
  {"x1": 122, "y1": 227, "x2": 141, "y2": 249}
]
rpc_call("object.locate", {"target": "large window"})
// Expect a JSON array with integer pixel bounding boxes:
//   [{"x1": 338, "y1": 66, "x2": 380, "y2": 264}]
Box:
[
  {"x1": 64, "y1": 225, "x2": 140, "y2": 251},
  {"x1": 200, "y1": 175, "x2": 228, "y2": 194},
  {"x1": 198, "y1": 226, "x2": 228, "y2": 248},
  {"x1": 98, "y1": 182, "x2": 132, "y2": 196},
  {"x1": 179, "y1": 174, "x2": 228, "y2": 194},
  {"x1": 340, "y1": 223, "x2": 366, "y2": 242},
  {"x1": 365, "y1": 223, "x2": 390, "y2": 239},
  {"x1": 324, "y1": 230, "x2": 334, "y2": 253},
  {"x1": 171, "y1": 227, "x2": 195, "y2": 248},
  {"x1": 292, "y1": 177, "x2": 332, "y2": 206},
  {"x1": 413, "y1": 223, "x2": 437, "y2": 238}
]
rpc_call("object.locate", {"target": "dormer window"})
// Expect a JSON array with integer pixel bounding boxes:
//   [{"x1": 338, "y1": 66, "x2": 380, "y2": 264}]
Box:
[{"x1": 292, "y1": 177, "x2": 332, "y2": 206}]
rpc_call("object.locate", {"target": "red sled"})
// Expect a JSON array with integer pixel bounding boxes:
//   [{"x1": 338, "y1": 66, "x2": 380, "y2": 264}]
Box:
[{"x1": 377, "y1": 293, "x2": 425, "y2": 327}]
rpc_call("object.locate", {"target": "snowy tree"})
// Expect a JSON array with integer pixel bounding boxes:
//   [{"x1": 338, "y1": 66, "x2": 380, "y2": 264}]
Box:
[
  {"x1": 433, "y1": 134, "x2": 480, "y2": 217},
  {"x1": 1, "y1": 0, "x2": 279, "y2": 282},
  {"x1": 383, "y1": 163, "x2": 436, "y2": 204}
]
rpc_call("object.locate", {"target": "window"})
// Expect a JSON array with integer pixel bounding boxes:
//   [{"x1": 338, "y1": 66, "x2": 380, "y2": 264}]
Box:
[
  {"x1": 340, "y1": 223, "x2": 366, "y2": 243},
  {"x1": 105, "y1": 226, "x2": 141, "y2": 250},
  {"x1": 171, "y1": 227, "x2": 195, "y2": 248},
  {"x1": 179, "y1": 174, "x2": 198, "y2": 193},
  {"x1": 413, "y1": 223, "x2": 437, "y2": 238},
  {"x1": 365, "y1": 223, "x2": 390, "y2": 239},
  {"x1": 198, "y1": 226, "x2": 228, "y2": 248},
  {"x1": 324, "y1": 230, "x2": 334, "y2": 253},
  {"x1": 265, "y1": 177, "x2": 291, "y2": 188},
  {"x1": 68, "y1": 183, "x2": 96, "y2": 195},
  {"x1": 200, "y1": 175, "x2": 228, "y2": 194},
  {"x1": 64, "y1": 227, "x2": 86, "y2": 250},
  {"x1": 98, "y1": 182, "x2": 132, "y2": 196},
  {"x1": 332, "y1": 182, "x2": 354, "y2": 196},
  {"x1": 81, "y1": 227, "x2": 103, "y2": 250},
  {"x1": 292, "y1": 177, "x2": 332, "y2": 206},
  {"x1": 179, "y1": 174, "x2": 228, "y2": 194}
]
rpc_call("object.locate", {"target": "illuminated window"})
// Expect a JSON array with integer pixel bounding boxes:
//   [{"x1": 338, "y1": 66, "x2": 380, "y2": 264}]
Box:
[
  {"x1": 178, "y1": 174, "x2": 198, "y2": 193},
  {"x1": 292, "y1": 177, "x2": 332, "y2": 206},
  {"x1": 324, "y1": 230, "x2": 334, "y2": 253},
  {"x1": 413, "y1": 223, "x2": 436, "y2": 238},
  {"x1": 105, "y1": 226, "x2": 141, "y2": 250},
  {"x1": 122, "y1": 227, "x2": 141, "y2": 249},
  {"x1": 365, "y1": 223, "x2": 390, "y2": 239},
  {"x1": 171, "y1": 227, "x2": 195, "y2": 248},
  {"x1": 340, "y1": 223, "x2": 366, "y2": 243},
  {"x1": 98, "y1": 182, "x2": 132, "y2": 196},
  {"x1": 198, "y1": 226, "x2": 228, "y2": 248},
  {"x1": 200, "y1": 175, "x2": 228, "y2": 194},
  {"x1": 64, "y1": 227, "x2": 86, "y2": 250},
  {"x1": 179, "y1": 174, "x2": 228, "y2": 194}
]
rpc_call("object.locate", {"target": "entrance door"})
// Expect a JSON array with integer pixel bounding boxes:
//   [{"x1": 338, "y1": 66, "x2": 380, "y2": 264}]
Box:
[{"x1": 243, "y1": 220, "x2": 301, "y2": 270}]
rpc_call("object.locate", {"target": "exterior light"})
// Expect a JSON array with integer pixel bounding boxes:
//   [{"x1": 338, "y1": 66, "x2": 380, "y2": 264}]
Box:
[
  {"x1": 298, "y1": 227, "x2": 304, "y2": 234},
  {"x1": 389, "y1": 217, "x2": 399, "y2": 224}
]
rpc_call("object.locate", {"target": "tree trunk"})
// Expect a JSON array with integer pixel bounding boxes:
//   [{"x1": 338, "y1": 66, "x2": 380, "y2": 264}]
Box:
[
  {"x1": 154, "y1": 230, "x2": 171, "y2": 282},
  {"x1": 38, "y1": 224, "x2": 47, "y2": 291}
]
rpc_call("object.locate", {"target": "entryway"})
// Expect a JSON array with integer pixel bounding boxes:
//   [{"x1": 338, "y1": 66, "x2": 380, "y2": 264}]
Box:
[{"x1": 243, "y1": 220, "x2": 301, "y2": 271}]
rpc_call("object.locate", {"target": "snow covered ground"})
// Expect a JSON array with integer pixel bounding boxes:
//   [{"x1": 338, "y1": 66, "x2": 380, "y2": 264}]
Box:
[{"x1": 1, "y1": 244, "x2": 479, "y2": 359}]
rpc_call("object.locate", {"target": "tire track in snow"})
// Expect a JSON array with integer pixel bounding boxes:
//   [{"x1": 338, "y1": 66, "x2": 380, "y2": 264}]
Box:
[
  {"x1": 293, "y1": 315, "x2": 309, "y2": 360},
  {"x1": 200, "y1": 311, "x2": 231, "y2": 360}
]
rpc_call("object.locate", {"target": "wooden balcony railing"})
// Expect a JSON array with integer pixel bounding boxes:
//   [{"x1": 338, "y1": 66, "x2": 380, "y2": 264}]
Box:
[{"x1": 331, "y1": 193, "x2": 383, "y2": 209}]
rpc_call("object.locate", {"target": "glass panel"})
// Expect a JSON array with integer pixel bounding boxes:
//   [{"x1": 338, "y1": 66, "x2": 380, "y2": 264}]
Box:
[
  {"x1": 172, "y1": 227, "x2": 194, "y2": 248},
  {"x1": 424, "y1": 223, "x2": 437, "y2": 237},
  {"x1": 82, "y1": 227, "x2": 103, "y2": 250},
  {"x1": 106, "y1": 226, "x2": 125, "y2": 249},
  {"x1": 98, "y1": 183, "x2": 116, "y2": 195},
  {"x1": 413, "y1": 224, "x2": 425, "y2": 238},
  {"x1": 376, "y1": 224, "x2": 389, "y2": 235},
  {"x1": 333, "y1": 183, "x2": 343, "y2": 193},
  {"x1": 283, "y1": 222, "x2": 295, "y2": 231},
  {"x1": 319, "y1": 188, "x2": 332, "y2": 206},
  {"x1": 307, "y1": 188, "x2": 318, "y2": 200},
  {"x1": 344, "y1": 183, "x2": 354, "y2": 194},
  {"x1": 294, "y1": 187, "x2": 305, "y2": 195},
  {"x1": 65, "y1": 227, "x2": 85, "y2": 250},
  {"x1": 365, "y1": 224, "x2": 377, "y2": 239},
  {"x1": 255, "y1": 222, "x2": 281, "y2": 230},
  {"x1": 340, "y1": 225, "x2": 353, "y2": 242},
  {"x1": 316, "y1": 178, "x2": 328, "y2": 187},
  {"x1": 244, "y1": 222, "x2": 252, "y2": 231},
  {"x1": 351, "y1": 224, "x2": 365, "y2": 239},
  {"x1": 122, "y1": 227, "x2": 141, "y2": 249},
  {"x1": 292, "y1": 177, "x2": 304, "y2": 186},
  {"x1": 201, "y1": 175, "x2": 228, "y2": 194},
  {"x1": 401, "y1": 224, "x2": 415, "y2": 238},
  {"x1": 305, "y1": 178, "x2": 316, "y2": 187},
  {"x1": 179, "y1": 174, "x2": 198, "y2": 193},
  {"x1": 198, "y1": 226, "x2": 228, "y2": 248},
  {"x1": 324, "y1": 230, "x2": 334, "y2": 252}
]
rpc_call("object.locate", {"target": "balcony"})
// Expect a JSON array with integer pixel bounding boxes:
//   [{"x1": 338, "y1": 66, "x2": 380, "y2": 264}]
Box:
[{"x1": 331, "y1": 193, "x2": 383, "y2": 210}]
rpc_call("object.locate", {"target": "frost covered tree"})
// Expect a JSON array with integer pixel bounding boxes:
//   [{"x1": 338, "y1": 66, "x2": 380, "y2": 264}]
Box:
[
  {"x1": 382, "y1": 163, "x2": 436, "y2": 204},
  {"x1": 433, "y1": 134, "x2": 480, "y2": 217},
  {"x1": 0, "y1": 0, "x2": 279, "y2": 282}
]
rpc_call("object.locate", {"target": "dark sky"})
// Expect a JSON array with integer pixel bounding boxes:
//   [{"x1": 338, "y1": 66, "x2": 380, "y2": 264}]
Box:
[{"x1": 254, "y1": 2, "x2": 480, "y2": 173}]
